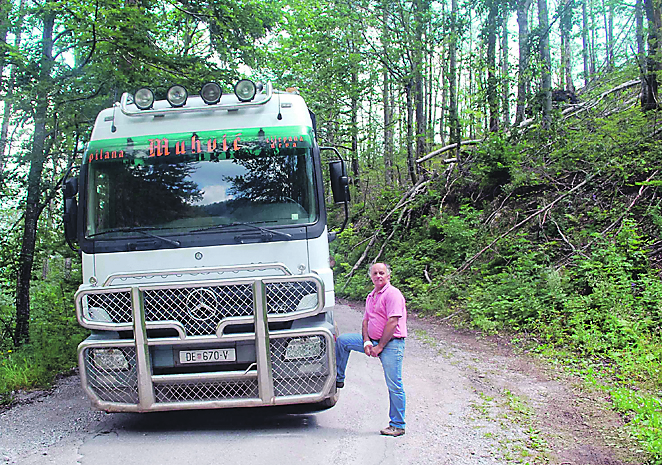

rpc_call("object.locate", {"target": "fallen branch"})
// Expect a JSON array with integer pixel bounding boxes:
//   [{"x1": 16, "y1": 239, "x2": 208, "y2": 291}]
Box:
[
  {"x1": 342, "y1": 232, "x2": 379, "y2": 292},
  {"x1": 602, "y1": 170, "x2": 658, "y2": 237},
  {"x1": 342, "y1": 178, "x2": 430, "y2": 290},
  {"x1": 562, "y1": 79, "x2": 640, "y2": 118},
  {"x1": 373, "y1": 207, "x2": 409, "y2": 264},
  {"x1": 416, "y1": 139, "x2": 482, "y2": 164},
  {"x1": 556, "y1": 170, "x2": 659, "y2": 269},
  {"x1": 449, "y1": 176, "x2": 592, "y2": 278}
]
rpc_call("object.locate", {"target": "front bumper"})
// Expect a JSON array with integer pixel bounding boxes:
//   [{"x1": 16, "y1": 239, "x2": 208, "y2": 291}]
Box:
[{"x1": 76, "y1": 273, "x2": 336, "y2": 412}]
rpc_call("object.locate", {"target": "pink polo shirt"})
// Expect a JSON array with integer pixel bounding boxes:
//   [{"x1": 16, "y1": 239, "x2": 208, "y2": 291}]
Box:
[{"x1": 363, "y1": 283, "x2": 407, "y2": 340}]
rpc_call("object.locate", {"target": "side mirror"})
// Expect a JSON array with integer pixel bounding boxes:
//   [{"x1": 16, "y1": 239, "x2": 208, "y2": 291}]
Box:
[
  {"x1": 320, "y1": 147, "x2": 350, "y2": 238},
  {"x1": 63, "y1": 176, "x2": 79, "y2": 250},
  {"x1": 329, "y1": 160, "x2": 350, "y2": 204}
]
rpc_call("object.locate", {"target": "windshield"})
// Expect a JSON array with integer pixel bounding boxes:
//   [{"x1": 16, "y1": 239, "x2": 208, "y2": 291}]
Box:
[{"x1": 84, "y1": 129, "x2": 318, "y2": 238}]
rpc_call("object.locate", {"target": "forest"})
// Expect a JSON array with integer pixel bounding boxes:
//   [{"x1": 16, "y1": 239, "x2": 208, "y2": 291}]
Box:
[{"x1": 1, "y1": 0, "x2": 661, "y2": 460}]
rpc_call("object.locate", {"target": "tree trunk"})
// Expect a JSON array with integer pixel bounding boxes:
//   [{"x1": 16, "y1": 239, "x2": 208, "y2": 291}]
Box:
[
  {"x1": 413, "y1": 0, "x2": 428, "y2": 172},
  {"x1": 538, "y1": 0, "x2": 553, "y2": 128},
  {"x1": 448, "y1": 0, "x2": 460, "y2": 154},
  {"x1": 643, "y1": 0, "x2": 661, "y2": 110},
  {"x1": 637, "y1": 0, "x2": 647, "y2": 101},
  {"x1": 560, "y1": 0, "x2": 575, "y2": 93},
  {"x1": 502, "y1": 12, "x2": 510, "y2": 127},
  {"x1": 0, "y1": 0, "x2": 24, "y2": 180},
  {"x1": 14, "y1": 4, "x2": 55, "y2": 346},
  {"x1": 589, "y1": 0, "x2": 596, "y2": 75},
  {"x1": 515, "y1": 0, "x2": 533, "y2": 125},
  {"x1": 582, "y1": 0, "x2": 590, "y2": 87},
  {"x1": 602, "y1": 0, "x2": 612, "y2": 71},
  {"x1": 405, "y1": 80, "x2": 417, "y2": 185},
  {"x1": 382, "y1": 0, "x2": 394, "y2": 185},
  {"x1": 0, "y1": 0, "x2": 9, "y2": 88},
  {"x1": 350, "y1": 71, "x2": 360, "y2": 182},
  {"x1": 487, "y1": 0, "x2": 499, "y2": 132}
]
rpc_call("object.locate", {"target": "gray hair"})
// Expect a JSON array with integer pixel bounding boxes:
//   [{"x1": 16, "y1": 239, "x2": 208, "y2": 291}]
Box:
[{"x1": 368, "y1": 262, "x2": 392, "y2": 277}]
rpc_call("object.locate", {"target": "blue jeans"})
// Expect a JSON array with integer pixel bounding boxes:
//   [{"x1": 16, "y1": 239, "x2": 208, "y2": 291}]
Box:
[{"x1": 336, "y1": 333, "x2": 406, "y2": 429}]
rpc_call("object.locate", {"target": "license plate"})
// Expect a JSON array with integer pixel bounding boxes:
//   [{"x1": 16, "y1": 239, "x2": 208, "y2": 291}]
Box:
[{"x1": 179, "y1": 348, "x2": 236, "y2": 364}]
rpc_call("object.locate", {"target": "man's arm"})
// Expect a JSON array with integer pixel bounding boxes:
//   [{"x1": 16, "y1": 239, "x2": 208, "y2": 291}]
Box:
[
  {"x1": 371, "y1": 316, "x2": 399, "y2": 357},
  {"x1": 362, "y1": 318, "x2": 372, "y2": 356}
]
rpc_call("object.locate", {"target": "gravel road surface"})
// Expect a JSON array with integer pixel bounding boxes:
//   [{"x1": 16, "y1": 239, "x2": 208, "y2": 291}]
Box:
[{"x1": 0, "y1": 302, "x2": 644, "y2": 464}]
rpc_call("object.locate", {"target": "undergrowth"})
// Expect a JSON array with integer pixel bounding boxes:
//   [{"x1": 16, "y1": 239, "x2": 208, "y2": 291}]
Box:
[{"x1": 0, "y1": 258, "x2": 87, "y2": 404}]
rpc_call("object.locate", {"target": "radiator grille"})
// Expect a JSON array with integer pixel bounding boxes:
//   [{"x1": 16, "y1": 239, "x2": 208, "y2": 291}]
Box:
[
  {"x1": 154, "y1": 380, "x2": 259, "y2": 402},
  {"x1": 270, "y1": 336, "x2": 329, "y2": 397},
  {"x1": 144, "y1": 284, "x2": 254, "y2": 336},
  {"x1": 266, "y1": 281, "x2": 318, "y2": 314},
  {"x1": 83, "y1": 347, "x2": 138, "y2": 404},
  {"x1": 80, "y1": 280, "x2": 319, "y2": 337},
  {"x1": 84, "y1": 291, "x2": 132, "y2": 323}
]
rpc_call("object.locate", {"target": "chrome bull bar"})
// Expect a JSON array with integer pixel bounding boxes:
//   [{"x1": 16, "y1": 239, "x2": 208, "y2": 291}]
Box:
[{"x1": 76, "y1": 273, "x2": 336, "y2": 412}]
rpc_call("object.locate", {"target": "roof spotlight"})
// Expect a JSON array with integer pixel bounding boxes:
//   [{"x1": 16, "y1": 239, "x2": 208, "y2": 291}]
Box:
[
  {"x1": 134, "y1": 88, "x2": 154, "y2": 110},
  {"x1": 234, "y1": 79, "x2": 257, "y2": 102},
  {"x1": 166, "y1": 84, "x2": 188, "y2": 107},
  {"x1": 200, "y1": 82, "x2": 222, "y2": 105}
]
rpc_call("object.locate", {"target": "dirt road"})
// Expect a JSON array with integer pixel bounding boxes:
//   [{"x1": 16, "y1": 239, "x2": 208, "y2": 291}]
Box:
[{"x1": 0, "y1": 302, "x2": 644, "y2": 464}]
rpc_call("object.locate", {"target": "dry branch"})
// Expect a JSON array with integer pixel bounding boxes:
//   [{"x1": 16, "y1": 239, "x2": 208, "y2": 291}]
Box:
[
  {"x1": 517, "y1": 79, "x2": 641, "y2": 130},
  {"x1": 554, "y1": 171, "x2": 658, "y2": 268},
  {"x1": 341, "y1": 178, "x2": 430, "y2": 290},
  {"x1": 416, "y1": 139, "x2": 482, "y2": 164},
  {"x1": 449, "y1": 176, "x2": 592, "y2": 278}
]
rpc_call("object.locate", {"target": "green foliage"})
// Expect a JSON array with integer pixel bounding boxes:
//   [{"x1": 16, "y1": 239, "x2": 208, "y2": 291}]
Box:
[
  {"x1": 0, "y1": 258, "x2": 86, "y2": 403},
  {"x1": 608, "y1": 388, "x2": 662, "y2": 461}
]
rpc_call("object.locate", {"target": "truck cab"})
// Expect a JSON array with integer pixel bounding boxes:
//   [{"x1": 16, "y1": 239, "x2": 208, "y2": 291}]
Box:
[{"x1": 63, "y1": 80, "x2": 349, "y2": 412}]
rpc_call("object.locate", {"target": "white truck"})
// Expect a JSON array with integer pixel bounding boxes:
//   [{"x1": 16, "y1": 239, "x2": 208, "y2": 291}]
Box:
[{"x1": 62, "y1": 80, "x2": 350, "y2": 412}]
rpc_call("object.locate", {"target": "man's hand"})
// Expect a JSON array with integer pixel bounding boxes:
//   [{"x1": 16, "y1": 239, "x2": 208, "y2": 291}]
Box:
[
  {"x1": 364, "y1": 344, "x2": 373, "y2": 356},
  {"x1": 371, "y1": 345, "x2": 383, "y2": 357}
]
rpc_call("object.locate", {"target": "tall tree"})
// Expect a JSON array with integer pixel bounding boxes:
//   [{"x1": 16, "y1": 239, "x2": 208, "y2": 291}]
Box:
[
  {"x1": 602, "y1": 0, "x2": 614, "y2": 70},
  {"x1": 448, "y1": 0, "x2": 461, "y2": 150},
  {"x1": 560, "y1": 0, "x2": 575, "y2": 93},
  {"x1": 582, "y1": 0, "x2": 591, "y2": 86},
  {"x1": 643, "y1": 0, "x2": 662, "y2": 110},
  {"x1": 383, "y1": 0, "x2": 395, "y2": 185},
  {"x1": 515, "y1": 0, "x2": 533, "y2": 125},
  {"x1": 538, "y1": 0, "x2": 553, "y2": 128},
  {"x1": 502, "y1": 12, "x2": 510, "y2": 127},
  {"x1": 485, "y1": 0, "x2": 500, "y2": 132},
  {"x1": 413, "y1": 0, "x2": 429, "y2": 171},
  {"x1": 0, "y1": 0, "x2": 24, "y2": 180},
  {"x1": 14, "y1": 0, "x2": 56, "y2": 345}
]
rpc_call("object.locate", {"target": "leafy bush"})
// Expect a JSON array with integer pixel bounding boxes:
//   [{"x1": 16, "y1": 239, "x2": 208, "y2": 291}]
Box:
[{"x1": 0, "y1": 257, "x2": 86, "y2": 403}]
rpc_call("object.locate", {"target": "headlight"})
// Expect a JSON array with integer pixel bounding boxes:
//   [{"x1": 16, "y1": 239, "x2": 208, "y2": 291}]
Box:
[
  {"x1": 234, "y1": 79, "x2": 257, "y2": 102},
  {"x1": 200, "y1": 82, "x2": 222, "y2": 104},
  {"x1": 92, "y1": 348, "x2": 129, "y2": 370},
  {"x1": 167, "y1": 84, "x2": 188, "y2": 107},
  {"x1": 134, "y1": 88, "x2": 154, "y2": 110},
  {"x1": 284, "y1": 336, "x2": 322, "y2": 360}
]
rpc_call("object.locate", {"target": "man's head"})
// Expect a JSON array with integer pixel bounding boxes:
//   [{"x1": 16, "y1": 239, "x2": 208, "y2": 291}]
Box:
[{"x1": 369, "y1": 262, "x2": 391, "y2": 291}]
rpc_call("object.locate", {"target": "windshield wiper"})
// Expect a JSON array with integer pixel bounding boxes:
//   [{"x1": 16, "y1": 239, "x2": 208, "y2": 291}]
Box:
[
  {"x1": 87, "y1": 227, "x2": 181, "y2": 247},
  {"x1": 191, "y1": 221, "x2": 292, "y2": 240}
]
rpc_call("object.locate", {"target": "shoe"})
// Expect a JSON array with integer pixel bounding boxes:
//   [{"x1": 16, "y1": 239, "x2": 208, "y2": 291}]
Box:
[
  {"x1": 380, "y1": 426, "x2": 405, "y2": 437},
  {"x1": 336, "y1": 380, "x2": 344, "y2": 389}
]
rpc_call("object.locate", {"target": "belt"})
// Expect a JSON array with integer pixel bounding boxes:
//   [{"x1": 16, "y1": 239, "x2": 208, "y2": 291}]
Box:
[{"x1": 370, "y1": 336, "x2": 405, "y2": 342}]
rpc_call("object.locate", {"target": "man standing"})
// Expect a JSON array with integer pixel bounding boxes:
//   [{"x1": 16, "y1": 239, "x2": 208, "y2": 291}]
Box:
[{"x1": 335, "y1": 262, "x2": 407, "y2": 437}]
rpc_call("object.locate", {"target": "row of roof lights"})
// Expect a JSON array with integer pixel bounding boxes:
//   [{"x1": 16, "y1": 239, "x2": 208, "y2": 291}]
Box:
[{"x1": 133, "y1": 80, "x2": 262, "y2": 111}]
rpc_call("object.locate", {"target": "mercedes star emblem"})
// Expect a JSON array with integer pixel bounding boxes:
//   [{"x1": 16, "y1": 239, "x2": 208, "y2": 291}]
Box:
[{"x1": 185, "y1": 288, "x2": 217, "y2": 321}]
